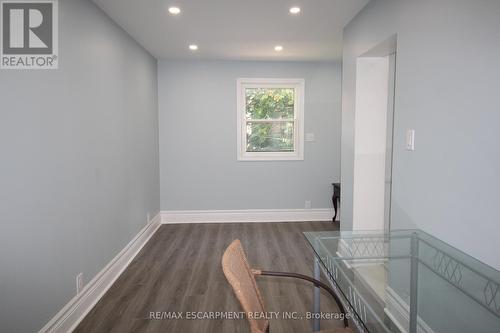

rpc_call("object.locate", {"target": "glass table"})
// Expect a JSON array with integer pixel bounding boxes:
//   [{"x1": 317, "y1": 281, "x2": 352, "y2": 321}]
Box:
[{"x1": 304, "y1": 230, "x2": 500, "y2": 333}]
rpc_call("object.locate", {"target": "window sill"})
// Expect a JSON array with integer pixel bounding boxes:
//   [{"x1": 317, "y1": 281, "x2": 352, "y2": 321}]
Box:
[{"x1": 237, "y1": 152, "x2": 304, "y2": 161}]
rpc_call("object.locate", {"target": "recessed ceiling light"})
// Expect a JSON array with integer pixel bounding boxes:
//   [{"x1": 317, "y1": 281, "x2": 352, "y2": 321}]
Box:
[
  {"x1": 189, "y1": 44, "x2": 198, "y2": 51},
  {"x1": 274, "y1": 45, "x2": 283, "y2": 52},
  {"x1": 289, "y1": 7, "x2": 301, "y2": 14},
  {"x1": 168, "y1": 6, "x2": 181, "y2": 15}
]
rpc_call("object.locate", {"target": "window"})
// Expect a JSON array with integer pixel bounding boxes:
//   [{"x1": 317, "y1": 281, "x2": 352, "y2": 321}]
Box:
[{"x1": 237, "y1": 78, "x2": 304, "y2": 161}]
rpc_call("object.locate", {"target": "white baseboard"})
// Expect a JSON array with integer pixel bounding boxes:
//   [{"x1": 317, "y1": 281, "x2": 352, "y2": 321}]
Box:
[
  {"x1": 384, "y1": 286, "x2": 435, "y2": 333},
  {"x1": 161, "y1": 208, "x2": 335, "y2": 224},
  {"x1": 39, "y1": 213, "x2": 161, "y2": 333}
]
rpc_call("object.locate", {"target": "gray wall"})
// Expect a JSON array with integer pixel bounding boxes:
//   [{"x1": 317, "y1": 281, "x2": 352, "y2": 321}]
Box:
[
  {"x1": 341, "y1": 0, "x2": 500, "y2": 269},
  {"x1": 158, "y1": 60, "x2": 341, "y2": 210},
  {"x1": 0, "y1": 1, "x2": 160, "y2": 332}
]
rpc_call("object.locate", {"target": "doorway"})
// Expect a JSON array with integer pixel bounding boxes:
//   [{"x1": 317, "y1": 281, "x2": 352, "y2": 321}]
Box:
[{"x1": 352, "y1": 36, "x2": 397, "y2": 231}]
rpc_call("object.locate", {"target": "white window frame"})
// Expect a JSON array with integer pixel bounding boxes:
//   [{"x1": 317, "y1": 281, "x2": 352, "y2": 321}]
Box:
[{"x1": 237, "y1": 78, "x2": 305, "y2": 161}]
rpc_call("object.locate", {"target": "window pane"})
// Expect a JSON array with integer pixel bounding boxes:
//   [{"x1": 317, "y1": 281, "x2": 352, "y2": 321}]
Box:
[
  {"x1": 245, "y1": 88, "x2": 294, "y2": 120},
  {"x1": 246, "y1": 122, "x2": 294, "y2": 152}
]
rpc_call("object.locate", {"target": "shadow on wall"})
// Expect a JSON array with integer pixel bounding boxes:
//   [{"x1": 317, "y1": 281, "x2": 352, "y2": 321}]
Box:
[{"x1": 390, "y1": 201, "x2": 418, "y2": 230}]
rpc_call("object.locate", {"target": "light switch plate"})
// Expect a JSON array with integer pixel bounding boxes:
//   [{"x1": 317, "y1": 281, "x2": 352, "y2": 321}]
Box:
[
  {"x1": 406, "y1": 129, "x2": 415, "y2": 151},
  {"x1": 305, "y1": 133, "x2": 315, "y2": 142}
]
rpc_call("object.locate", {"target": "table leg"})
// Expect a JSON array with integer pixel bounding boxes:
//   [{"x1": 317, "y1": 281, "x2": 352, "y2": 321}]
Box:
[
  {"x1": 331, "y1": 183, "x2": 340, "y2": 223},
  {"x1": 332, "y1": 194, "x2": 338, "y2": 222},
  {"x1": 313, "y1": 256, "x2": 321, "y2": 332}
]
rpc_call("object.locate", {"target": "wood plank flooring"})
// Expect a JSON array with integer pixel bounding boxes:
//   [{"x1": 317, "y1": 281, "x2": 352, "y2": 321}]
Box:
[{"x1": 75, "y1": 222, "x2": 345, "y2": 333}]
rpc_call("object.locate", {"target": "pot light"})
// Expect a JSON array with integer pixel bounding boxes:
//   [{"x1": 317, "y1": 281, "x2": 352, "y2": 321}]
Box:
[
  {"x1": 189, "y1": 44, "x2": 198, "y2": 51},
  {"x1": 168, "y1": 6, "x2": 181, "y2": 15},
  {"x1": 289, "y1": 7, "x2": 301, "y2": 14},
  {"x1": 274, "y1": 45, "x2": 283, "y2": 52}
]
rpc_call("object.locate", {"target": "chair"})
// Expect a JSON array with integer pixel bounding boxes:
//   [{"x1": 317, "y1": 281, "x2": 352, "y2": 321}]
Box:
[{"x1": 222, "y1": 239, "x2": 354, "y2": 333}]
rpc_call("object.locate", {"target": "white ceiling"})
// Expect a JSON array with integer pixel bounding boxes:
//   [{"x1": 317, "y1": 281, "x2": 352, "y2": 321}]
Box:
[{"x1": 92, "y1": 0, "x2": 370, "y2": 61}]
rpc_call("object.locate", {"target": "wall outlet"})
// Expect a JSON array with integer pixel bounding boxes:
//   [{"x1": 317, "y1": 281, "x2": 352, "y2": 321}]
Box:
[
  {"x1": 76, "y1": 273, "x2": 84, "y2": 295},
  {"x1": 305, "y1": 200, "x2": 312, "y2": 209},
  {"x1": 146, "y1": 212, "x2": 151, "y2": 224}
]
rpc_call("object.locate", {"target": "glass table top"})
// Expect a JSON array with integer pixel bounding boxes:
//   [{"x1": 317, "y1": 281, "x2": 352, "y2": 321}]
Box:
[{"x1": 303, "y1": 230, "x2": 500, "y2": 333}]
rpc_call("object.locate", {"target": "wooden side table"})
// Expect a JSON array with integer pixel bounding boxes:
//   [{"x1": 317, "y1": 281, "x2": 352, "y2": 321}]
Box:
[{"x1": 332, "y1": 183, "x2": 340, "y2": 222}]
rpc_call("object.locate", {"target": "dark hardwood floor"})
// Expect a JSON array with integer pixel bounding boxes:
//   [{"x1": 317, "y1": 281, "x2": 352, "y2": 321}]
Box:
[{"x1": 75, "y1": 222, "x2": 345, "y2": 333}]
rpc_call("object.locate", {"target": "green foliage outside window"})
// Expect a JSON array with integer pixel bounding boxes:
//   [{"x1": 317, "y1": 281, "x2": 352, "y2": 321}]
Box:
[{"x1": 245, "y1": 88, "x2": 295, "y2": 152}]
